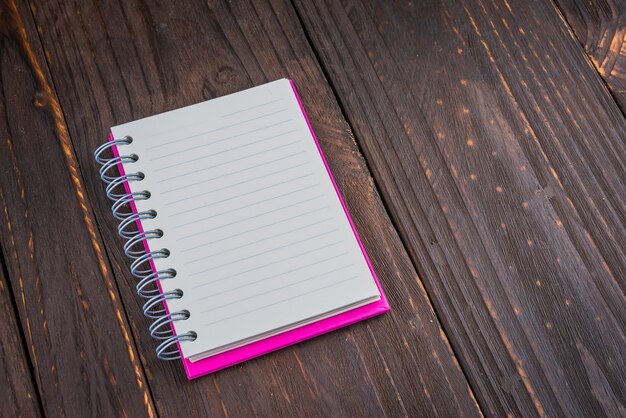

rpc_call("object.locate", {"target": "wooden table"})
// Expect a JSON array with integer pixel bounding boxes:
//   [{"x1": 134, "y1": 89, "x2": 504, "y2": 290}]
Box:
[{"x1": 1, "y1": 0, "x2": 624, "y2": 416}]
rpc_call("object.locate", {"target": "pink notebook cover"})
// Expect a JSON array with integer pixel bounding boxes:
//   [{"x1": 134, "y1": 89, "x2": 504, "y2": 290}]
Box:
[{"x1": 109, "y1": 80, "x2": 390, "y2": 380}]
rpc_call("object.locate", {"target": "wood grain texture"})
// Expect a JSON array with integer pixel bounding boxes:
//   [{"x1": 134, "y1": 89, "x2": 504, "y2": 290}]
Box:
[
  {"x1": 0, "y1": 0, "x2": 156, "y2": 416},
  {"x1": 555, "y1": 0, "x2": 626, "y2": 111},
  {"x1": 28, "y1": 0, "x2": 481, "y2": 416},
  {"x1": 293, "y1": 0, "x2": 626, "y2": 416},
  {"x1": 0, "y1": 254, "x2": 41, "y2": 417}
]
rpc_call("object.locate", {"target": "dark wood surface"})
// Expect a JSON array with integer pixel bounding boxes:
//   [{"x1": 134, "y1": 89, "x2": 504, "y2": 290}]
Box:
[
  {"x1": 0, "y1": 250, "x2": 41, "y2": 417},
  {"x1": 0, "y1": 0, "x2": 624, "y2": 417},
  {"x1": 555, "y1": 0, "x2": 626, "y2": 112},
  {"x1": 0, "y1": 1, "x2": 156, "y2": 416},
  {"x1": 293, "y1": 0, "x2": 626, "y2": 416}
]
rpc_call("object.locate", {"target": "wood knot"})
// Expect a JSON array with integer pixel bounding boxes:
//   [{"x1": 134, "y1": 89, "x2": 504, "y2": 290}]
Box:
[
  {"x1": 33, "y1": 91, "x2": 49, "y2": 109},
  {"x1": 214, "y1": 66, "x2": 234, "y2": 84}
]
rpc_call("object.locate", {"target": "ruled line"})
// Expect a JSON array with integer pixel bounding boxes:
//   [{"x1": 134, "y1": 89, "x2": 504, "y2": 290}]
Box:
[
  {"x1": 156, "y1": 145, "x2": 303, "y2": 184},
  {"x1": 125, "y1": 97, "x2": 284, "y2": 143},
  {"x1": 221, "y1": 98, "x2": 284, "y2": 117},
  {"x1": 177, "y1": 197, "x2": 326, "y2": 240},
  {"x1": 193, "y1": 216, "x2": 332, "y2": 259},
  {"x1": 180, "y1": 208, "x2": 330, "y2": 251},
  {"x1": 187, "y1": 229, "x2": 339, "y2": 266},
  {"x1": 153, "y1": 130, "x2": 297, "y2": 170},
  {"x1": 194, "y1": 262, "x2": 354, "y2": 300},
  {"x1": 165, "y1": 163, "x2": 311, "y2": 206},
  {"x1": 198, "y1": 267, "x2": 355, "y2": 311},
  {"x1": 202, "y1": 276, "x2": 360, "y2": 327},
  {"x1": 192, "y1": 252, "x2": 349, "y2": 291},
  {"x1": 174, "y1": 184, "x2": 323, "y2": 228},
  {"x1": 161, "y1": 152, "x2": 307, "y2": 195},
  {"x1": 170, "y1": 174, "x2": 317, "y2": 216},
  {"x1": 150, "y1": 124, "x2": 296, "y2": 162},
  {"x1": 146, "y1": 109, "x2": 290, "y2": 150},
  {"x1": 188, "y1": 242, "x2": 345, "y2": 279}
]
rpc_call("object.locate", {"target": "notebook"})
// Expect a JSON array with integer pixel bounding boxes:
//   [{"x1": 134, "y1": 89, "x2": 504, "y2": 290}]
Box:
[{"x1": 94, "y1": 79, "x2": 389, "y2": 379}]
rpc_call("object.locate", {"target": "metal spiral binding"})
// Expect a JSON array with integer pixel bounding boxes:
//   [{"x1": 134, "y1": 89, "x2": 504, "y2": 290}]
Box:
[
  {"x1": 94, "y1": 136, "x2": 197, "y2": 360},
  {"x1": 118, "y1": 210, "x2": 157, "y2": 239}
]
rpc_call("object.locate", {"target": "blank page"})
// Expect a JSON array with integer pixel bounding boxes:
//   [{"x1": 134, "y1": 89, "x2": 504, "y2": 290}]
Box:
[{"x1": 111, "y1": 79, "x2": 381, "y2": 361}]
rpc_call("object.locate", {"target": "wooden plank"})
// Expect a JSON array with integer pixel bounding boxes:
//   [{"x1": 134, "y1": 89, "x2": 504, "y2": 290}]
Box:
[
  {"x1": 0, "y1": 255, "x2": 41, "y2": 416},
  {"x1": 554, "y1": 0, "x2": 626, "y2": 112},
  {"x1": 292, "y1": 0, "x2": 626, "y2": 416},
  {"x1": 28, "y1": 0, "x2": 481, "y2": 416},
  {"x1": 0, "y1": 1, "x2": 156, "y2": 416}
]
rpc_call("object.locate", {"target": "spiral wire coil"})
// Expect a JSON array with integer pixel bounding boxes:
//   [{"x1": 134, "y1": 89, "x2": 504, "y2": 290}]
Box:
[{"x1": 94, "y1": 137, "x2": 197, "y2": 360}]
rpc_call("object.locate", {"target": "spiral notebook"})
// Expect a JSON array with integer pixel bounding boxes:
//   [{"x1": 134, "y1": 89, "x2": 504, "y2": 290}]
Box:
[{"x1": 95, "y1": 79, "x2": 389, "y2": 380}]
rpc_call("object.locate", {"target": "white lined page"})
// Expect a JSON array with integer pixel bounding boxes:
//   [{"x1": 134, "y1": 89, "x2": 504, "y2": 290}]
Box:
[{"x1": 111, "y1": 79, "x2": 380, "y2": 361}]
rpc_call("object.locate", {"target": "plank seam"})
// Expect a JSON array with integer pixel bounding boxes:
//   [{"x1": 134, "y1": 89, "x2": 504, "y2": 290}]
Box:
[
  {"x1": 0, "y1": 235, "x2": 45, "y2": 415},
  {"x1": 23, "y1": 2, "x2": 160, "y2": 415},
  {"x1": 289, "y1": 1, "x2": 486, "y2": 416}
]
